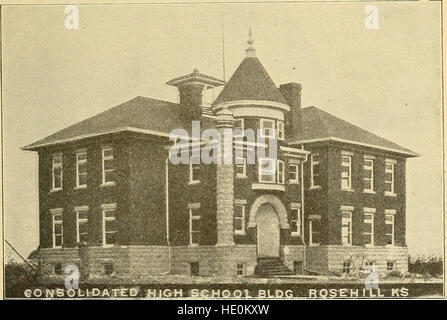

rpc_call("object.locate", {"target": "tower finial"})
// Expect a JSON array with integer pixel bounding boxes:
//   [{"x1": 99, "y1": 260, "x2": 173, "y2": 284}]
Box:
[{"x1": 246, "y1": 26, "x2": 256, "y2": 57}]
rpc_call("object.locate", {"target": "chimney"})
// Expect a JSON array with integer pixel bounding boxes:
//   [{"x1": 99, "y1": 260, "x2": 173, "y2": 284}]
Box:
[
  {"x1": 167, "y1": 69, "x2": 225, "y2": 121},
  {"x1": 279, "y1": 83, "x2": 302, "y2": 139}
]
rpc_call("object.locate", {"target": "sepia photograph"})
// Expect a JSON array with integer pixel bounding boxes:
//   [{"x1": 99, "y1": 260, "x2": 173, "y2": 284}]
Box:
[{"x1": 1, "y1": 1, "x2": 444, "y2": 300}]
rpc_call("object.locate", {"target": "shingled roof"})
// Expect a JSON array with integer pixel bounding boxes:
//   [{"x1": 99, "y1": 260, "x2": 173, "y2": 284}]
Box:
[
  {"x1": 22, "y1": 96, "x2": 186, "y2": 150},
  {"x1": 291, "y1": 106, "x2": 418, "y2": 157},
  {"x1": 213, "y1": 57, "x2": 288, "y2": 106}
]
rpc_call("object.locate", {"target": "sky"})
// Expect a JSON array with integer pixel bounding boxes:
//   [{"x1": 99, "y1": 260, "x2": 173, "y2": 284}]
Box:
[{"x1": 2, "y1": 2, "x2": 443, "y2": 258}]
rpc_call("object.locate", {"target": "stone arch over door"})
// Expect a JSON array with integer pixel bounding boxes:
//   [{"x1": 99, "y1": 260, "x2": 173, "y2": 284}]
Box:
[{"x1": 248, "y1": 194, "x2": 289, "y2": 229}]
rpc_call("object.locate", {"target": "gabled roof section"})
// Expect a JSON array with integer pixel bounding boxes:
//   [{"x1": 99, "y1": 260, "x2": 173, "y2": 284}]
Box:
[
  {"x1": 291, "y1": 106, "x2": 418, "y2": 157},
  {"x1": 213, "y1": 57, "x2": 288, "y2": 106},
  {"x1": 22, "y1": 96, "x2": 188, "y2": 150}
]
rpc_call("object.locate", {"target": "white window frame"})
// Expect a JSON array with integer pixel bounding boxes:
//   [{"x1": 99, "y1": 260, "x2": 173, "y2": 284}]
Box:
[
  {"x1": 189, "y1": 203, "x2": 201, "y2": 246},
  {"x1": 385, "y1": 159, "x2": 396, "y2": 196},
  {"x1": 260, "y1": 119, "x2": 276, "y2": 138},
  {"x1": 276, "y1": 120, "x2": 285, "y2": 140},
  {"x1": 309, "y1": 219, "x2": 320, "y2": 246},
  {"x1": 289, "y1": 163, "x2": 299, "y2": 184},
  {"x1": 341, "y1": 206, "x2": 353, "y2": 246},
  {"x1": 385, "y1": 209, "x2": 396, "y2": 246},
  {"x1": 189, "y1": 155, "x2": 201, "y2": 184},
  {"x1": 341, "y1": 152, "x2": 353, "y2": 190},
  {"x1": 75, "y1": 149, "x2": 87, "y2": 189},
  {"x1": 290, "y1": 204, "x2": 301, "y2": 237},
  {"x1": 51, "y1": 153, "x2": 63, "y2": 191},
  {"x1": 51, "y1": 208, "x2": 63, "y2": 248},
  {"x1": 75, "y1": 206, "x2": 89, "y2": 244},
  {"x1": 234, "y1": 200, "x2": 246, "y2": 235},
  {"x1": 363, "y1": 156, "x2": 375, "y2": 193},
  {"x1": 233, "y1": 118, "x2": 245, "y2": 137},
  {"x1": 310, "y1": 153, "x2": 320, "y2": 189},
  {"x1": 102, "y1": 146, "x2": 115, "y2": 186},
  {"x1": 277, "y1": 160, "x2": 285, "y2": 184},
  {"x1": 235, "y1": 155, "x2": 247, "y2": 179},
  {"x1": 236, "y1": 263, "x2": 246, "y2": 277},
  {"x1": 102, "y1": 203, "x2": 117, "y2": 247},
  {"x1": 363, "y1": 207, "x2": 375, "y2": 246},
  {"x1": 258, "y1": 158, "x2": 276, "y2": 183}
]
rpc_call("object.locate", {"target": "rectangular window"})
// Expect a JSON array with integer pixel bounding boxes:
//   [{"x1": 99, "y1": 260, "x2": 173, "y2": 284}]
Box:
[
  {"x1": 236, "y1": 263, "x2": 245, "y2": 276},
  {"x1": 235, "y1": 154, "x2": 247, "y2": 178},
  {"x1": 51, "y1": 154, "x2": 63, "y2": 191},
  {"x1": 234, "y1": 202, "x2": 246, "y2": 235},
  {"x1": 341, "y1": 210, "x2": 352, "y2": 245},
  {"x1": 363, "y1": 212, "x2": 374, "y2": 246},
  {"x1": 189, "y1": 155, "x2": 200, "y2": 183},
  {"x1": 51, "y1": 209, "x2": 63, "y2": 248},
  {"x1": 76, "y1": 207, "x2": 88, "y2": 244},
  {"x1": 385, "y1": 159, "x2": 396, "y2": 196},
  {"x1": 102, "y1": 147, "x2": 115, "y2": 185},
  {"x1": 385, "y1": 212, "x2": 395, "y2": 246},
  {"x1": 363, "y1": 157, "x2": 374, "y2": 192},
  {"x1": 289, "y1": 163, "x2": 299, "y2": 184},
  {"x1": 76, "y1": 149, "x2": 87, "y2": 188},
  {"x1": 260, "y1": 119, "x2": 276, "y2": 138},
  {"x1": 189, "y1": 206, "x2": 201, "y2": 246},
  {"x1": 233, "y1": 118, "x2": 244, "y2": 137},
  {"x1": 309, "y1": 219, "x2": 320, "y2": 245},
  {"x1": 258, "y1": 158, "x2": 276, "y2": 183},
  {"x1": 386, "y1": 261, "x2": 395, "y2": 272},
  {"x1": 341, "y1": 153, "x2": 352, "y2": 190},
  {"x1": 276, "y1": 120, "x2": 285, "y2": 140},
  {"x1": 310, "y1": 154, "x2": 320, "y2": 188},
  {"x1": 102, "y1": 205, "x2": 117, "y2": 246},
  {"x1": 342, "y1": 261, "x2": 351, "y2": 274},
  {"x1": 290, "y1": 205, "x2": 301, "y2": 236},
  {"x1": 277, "y1": 160, "x2": 285, "y2": 184}
]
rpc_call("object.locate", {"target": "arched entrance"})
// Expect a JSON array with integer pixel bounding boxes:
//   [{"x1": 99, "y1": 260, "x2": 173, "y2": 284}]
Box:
[{"x1": 256, "y1": 204, "x2": 280, "y2": 257}]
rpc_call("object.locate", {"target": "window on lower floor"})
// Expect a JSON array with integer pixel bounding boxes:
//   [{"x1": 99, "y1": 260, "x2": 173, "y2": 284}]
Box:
[
  {"x1": 289, "y1": 163, "x2": 299, "y2": 184},
  {"x1": 385, "y1": 213, "x2": 395, "y2": 246},
  {"x1": 51, "y1": 209, "x2": 63, "y2": 248},
  {"x1": 342, "y1": 261, "x2": 351, "y2": 274},
  {"x1": 102, "y1": 205, "x2": 117, "y2": 246},
  {"x1": 104, "y1": 263, "x2": 114, "y2": 276},
  {"x1": 309, "y1": 219, "x2": 320, "y2": 245},
  {"x1": 236, "y1": 263, "x2": 245, "y2": 276},
  {"x1": 277, "y1": 160, "x2": 285, "y2": 184},
  {"x1": 310, "y1": 154, "x2": 321, "y2": 188},
  {"x1": 234, "y1": 202, "x2": 246, "y2": 235},
  {"x1": 189, "y1": 155, "x2": 200, "y2": 183},
  {"x1": 290, "y1": 205, "x2": 301, "y2": 237},
  {"x1": 190, "y1": 262, "x2": 199, "y2": 276},
  {"x1": 341, "y1": 210, "x2": 352, "y2": 245},
  {"x1": 53, "y1": 263, "x2": 62, "y2": 275},
  {"x1": 294, "y1": 261, "x2": 303, "y2": 275},
  {"x1": 235, "y1": 154, "x2": 247, "y2": 178},
  {"x1": 386, "y1": 261, "x2": 395, "y2": 272},
  {"x1": 189, "y1": 205, "x2": 201, "y2": 246}
]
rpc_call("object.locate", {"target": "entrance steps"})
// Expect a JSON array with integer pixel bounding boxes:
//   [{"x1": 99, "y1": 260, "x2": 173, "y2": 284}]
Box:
[{"x1": 254, "y1": 257, "x2": 294, "y2": 277}]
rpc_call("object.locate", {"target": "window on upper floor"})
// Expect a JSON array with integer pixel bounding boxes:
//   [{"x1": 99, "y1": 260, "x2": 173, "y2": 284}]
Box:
[
  {"x1": 341, "y1": 208, "x2": 353, "y2": 245},
  {"x1": 310, "y1": 153, "x2": 321, "y2": 188},
  {"x1": 189, "y1": 204, "x2": 201, "y2": 246},
  {"x1": 258, "y1": 158, "x2": 276, "y2": 183},
  {"x1": 290, "y1": 204, "x2": 301, "y2": 237},
  {"x1": 385, "y1": 159, "x2": 396, "y2": 196},
  {"x1": 51, "y1": 209, "x2": 63, "y2": 248},
  {"x1": 341, "y1": 152, "x2": 353, "y2": 190},
  {"x1": 289, "y1": 163, "x2": 299, "y2": 184},
  {"x1": 102, "y1": 204, "x2": 117, "y2": 247},
  {"x1": 260, "y1": 119, "x2": 276, "y2": 138},
  {"x1": 363, "y1": 156, "x2": 374, "y2": 193},
  {"x1": 75, "y1": 206, "x2": 89, "y2": 244},
  {"x1": 233, "y1": 118, "x2": 245, "y2": 137},
  {"x1": 276, "y1": 120, "x2": 285, "y2": 140},
  {"x1": 385, "y1": 210, "x2": 396, "y2": 246},
  {"x1": 102, "y1": 146, "x2": 115, "y2": 186},
  {"x1": 234, "y1": 200, "x2": 246, "y2": 235},
  {"x1": 277, "y1": 160, "x2": 285, "y2": 184},
  {"x1": 189, "y1": 154, "x2": 200, "y2": 184},
  {"x1": 235, "y1": 152, "x2": 247, "y2": 179},
  {"x1": 51, "y1": 153, "x2": 63, "y2": 191},
  {"x1": 76, "y1": 149, "x2": 87, "y2": 188}
]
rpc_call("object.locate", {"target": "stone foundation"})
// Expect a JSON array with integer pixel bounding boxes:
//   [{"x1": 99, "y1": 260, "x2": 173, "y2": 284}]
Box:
[{"x1": 306, "y1": 245, "x2": 409, "y2": 275}]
